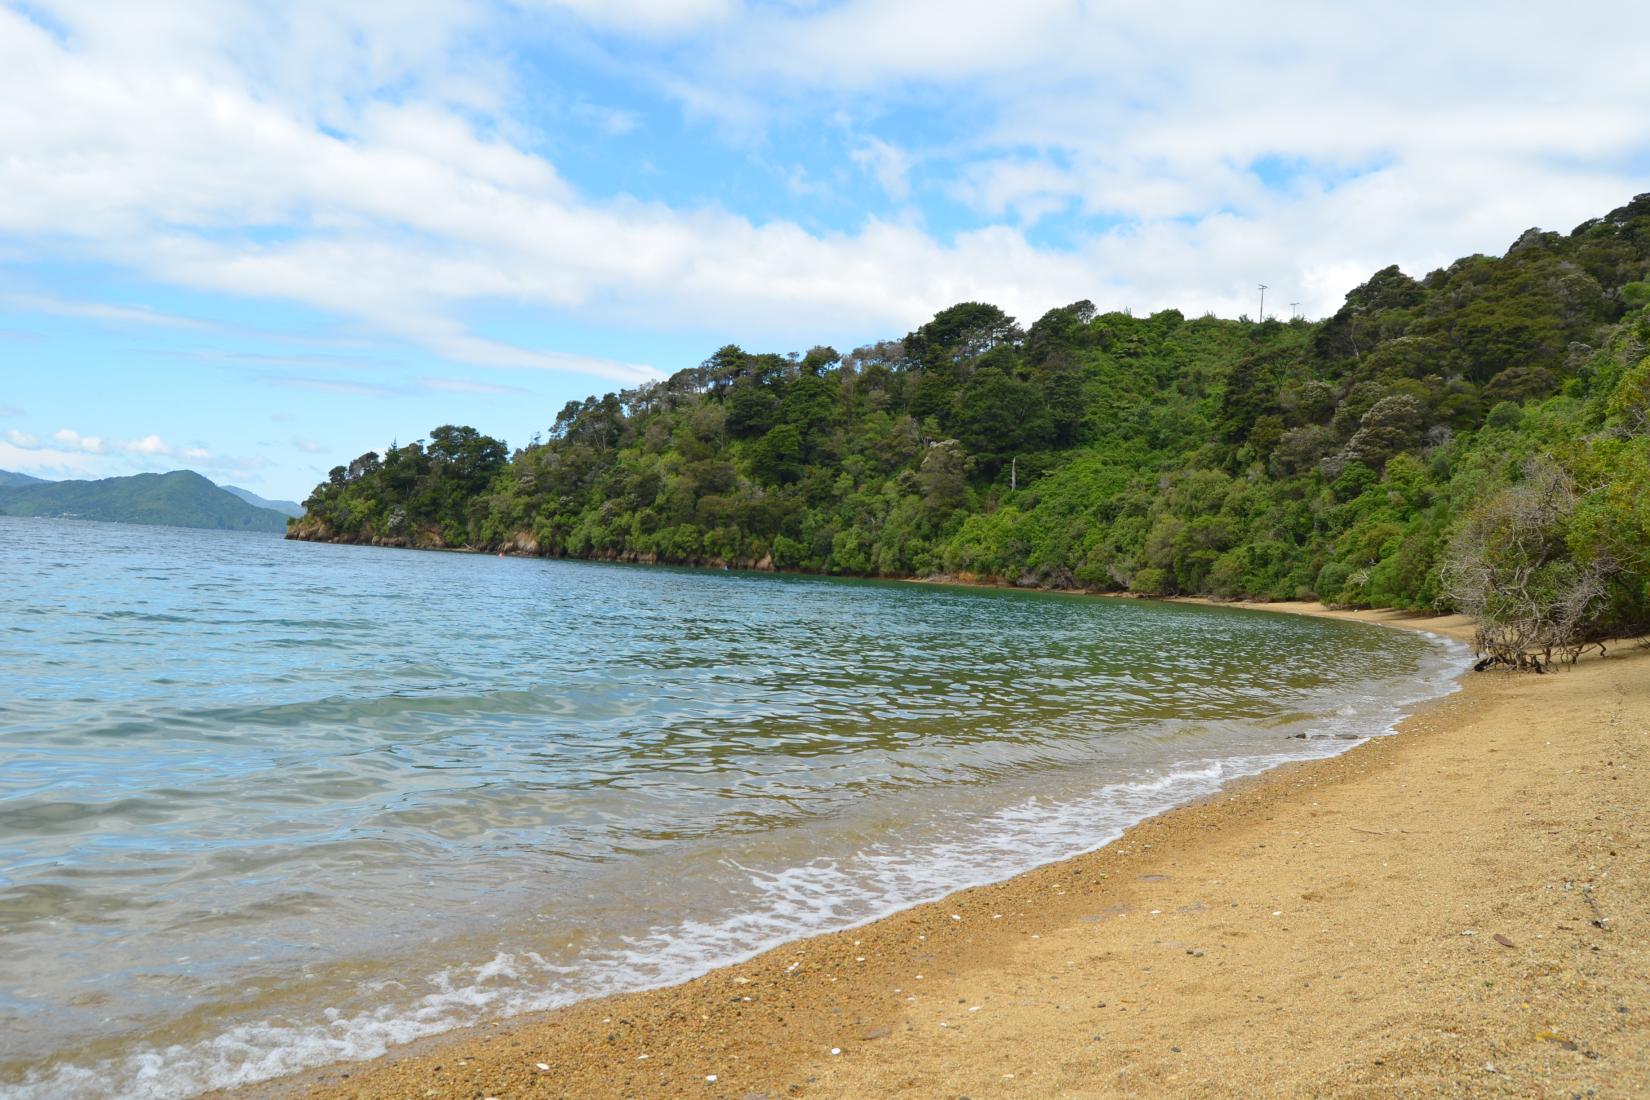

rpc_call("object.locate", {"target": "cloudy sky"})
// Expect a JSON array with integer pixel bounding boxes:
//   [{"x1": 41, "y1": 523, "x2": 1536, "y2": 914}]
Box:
[{"x1": 2, "y1": 1, "x2": 1647, "y2": 499}]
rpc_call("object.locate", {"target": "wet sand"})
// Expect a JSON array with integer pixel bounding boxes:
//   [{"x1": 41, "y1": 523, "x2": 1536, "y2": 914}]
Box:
[{"x1": 238, "y1": 604, "x2": 1650, "y2": 1099}]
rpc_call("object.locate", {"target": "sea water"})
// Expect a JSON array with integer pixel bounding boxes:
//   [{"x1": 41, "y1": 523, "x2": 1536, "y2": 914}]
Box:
[{"x1": 0, "y1": 516, "x2": 1468, "y2": 1098}]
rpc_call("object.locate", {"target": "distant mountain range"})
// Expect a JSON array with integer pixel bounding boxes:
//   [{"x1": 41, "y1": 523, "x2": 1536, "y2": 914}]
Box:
[
  {"x1": 0, "y1": 469, "x2": 293, "y2": 533},
  {"x1": 220, "y1": 485, "x2": 304, "y2": 518}
]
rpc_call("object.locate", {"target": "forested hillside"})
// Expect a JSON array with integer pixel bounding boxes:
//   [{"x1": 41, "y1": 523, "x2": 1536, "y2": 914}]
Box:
[
  {"x1": 2, "y1": 470, "x2": 290, "y2": 532},
  {"x1": 292, "y1": 195, "x2": 1650, "y2": 657}
]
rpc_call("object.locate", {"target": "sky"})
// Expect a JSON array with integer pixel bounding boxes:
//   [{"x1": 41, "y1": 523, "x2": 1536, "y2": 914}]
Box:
[{"x1": 2, "y1": 2, "x2": 1647, "y2": 501}]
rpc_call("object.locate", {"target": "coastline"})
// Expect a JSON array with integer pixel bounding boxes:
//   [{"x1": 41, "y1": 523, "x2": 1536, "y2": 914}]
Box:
[{"x1": 235, "y1": 603, "x2": 1649, "y2": 1099}]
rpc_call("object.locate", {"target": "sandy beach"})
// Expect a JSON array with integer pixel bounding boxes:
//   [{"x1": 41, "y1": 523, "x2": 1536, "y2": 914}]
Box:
[{"x1": 238, "y1": 602, "x2": 1649, "y2": 1099}]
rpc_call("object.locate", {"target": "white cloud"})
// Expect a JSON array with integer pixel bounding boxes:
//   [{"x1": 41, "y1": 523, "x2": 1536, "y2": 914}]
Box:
[
  {"x1": 51, "y1": 428, "x2": 104, "y2": 453},
  {"x1": 292, "y1": 437, "x2": 327, "y2": 453},
  {"x1": 530, "y1": 0, "x2": 736, "y2": 35},
  {"x1": 572, "y1": 100, "x2": 642, "y2": 137},
  {"x1": 0, "y1": 0, "x2": 1645, "y2": 384},
  {"x1": 5, "y1": 429, "x2": 39, "y2": 448},
  {"x1": 265, "y1": 378, "x2": 401, "y2": 399},
  {"x1": 4, "y1": 294, "x2": 209, "y2": 330},
  {"x1": 0, "y1": 404, "x2": 22, "y2": 418},
  {"x1": 0, "y1": 439, "x2": 100, "y2": 476},
  {"x1": 420, "y1": 377, "x2": 527, "y2": 396},
  {"x1": 41, "y1": 427, "x2": 211, "y2": 463},
  {"x1": 851, "y1": 137, "x2": 912, "y2": 203}
]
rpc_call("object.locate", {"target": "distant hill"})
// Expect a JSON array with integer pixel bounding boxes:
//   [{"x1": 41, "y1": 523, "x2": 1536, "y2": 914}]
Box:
[
  {"x1": 0, "y1": 470, "x2": 290, "y2": 533},
  {"x1": 0, "y1": 469, "x2": 45, "y2": 488},
  {"x1": 220, "y1": 484, "x2": 304, "y2": 518}
]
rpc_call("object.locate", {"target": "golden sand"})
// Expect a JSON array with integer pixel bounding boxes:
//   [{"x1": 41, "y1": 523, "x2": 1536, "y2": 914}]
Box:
[{"x1": 237, "y1": 605, "x2": 1649, "y2": 1099}]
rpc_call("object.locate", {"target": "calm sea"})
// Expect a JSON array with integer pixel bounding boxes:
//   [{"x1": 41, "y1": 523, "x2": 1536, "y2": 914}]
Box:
[{"x1": 0, "y1": 516, "x2": 1467, "y2": 1098}]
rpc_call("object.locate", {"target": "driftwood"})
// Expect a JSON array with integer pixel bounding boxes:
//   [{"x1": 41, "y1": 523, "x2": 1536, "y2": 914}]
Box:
[{"x1": 1444, "y1": 459, "x2": 1632, "y2": 673}]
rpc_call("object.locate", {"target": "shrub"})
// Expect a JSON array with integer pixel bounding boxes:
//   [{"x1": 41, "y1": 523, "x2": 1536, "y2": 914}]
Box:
[{"x1": 1442, "y1": 458, "x2": 1614, "y2": 667}]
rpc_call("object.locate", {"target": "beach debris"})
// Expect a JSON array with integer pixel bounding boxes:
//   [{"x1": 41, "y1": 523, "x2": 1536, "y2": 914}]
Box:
[
  {"x1": 1582, "y1": 884, "x2": 1610, "y2": 929},
  {"x1": 830, "y1": 1048, "x2": 841, "y2": 1055},
  {"x1": 536, "y1": 1062, "x2": 550, "y2": 1071},
  {"x1": 733, "y1": 975, "x2": 750, "y2": 984},
  {"x1": 1460, "y1": 929, "x2": 1478, "y2": 936},
  {"x1": 969, "y1": 1005, "x2": 981, "y2": 1012},
  {"x1": 1186, "y1": 948, "x2": 1205, "y2": 957},
  {"x1": 1272, "y1": 911, "x2": 1282, "y2": 916},
  {"x1": 1537, "y1": 1031, "x2": 1579, "y2": 1051},
  {"x1": 951, "y1": 914, "x2": 961, "y2": 921},
  {"x1": 1484, "y1": 1063, "x2": 1498, "y2": 1073},
  {"x1": 1493, "y1": 934, "x2": 1516, "y2": 948},
  {"x1": 706, "y1": 1074, "x2": 718, "y2": 1082},
  {"x1": 786, "y1": 962, "x2": 799, "y2": 972}
]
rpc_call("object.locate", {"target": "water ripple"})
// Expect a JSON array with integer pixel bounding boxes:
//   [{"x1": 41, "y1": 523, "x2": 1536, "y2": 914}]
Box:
[{"x1": 0, "y1": 516, "x2": 1467, "y2": 1098}]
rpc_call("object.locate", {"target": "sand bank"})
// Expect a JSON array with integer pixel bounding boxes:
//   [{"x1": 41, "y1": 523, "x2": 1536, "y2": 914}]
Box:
[{"x1": 241, "y1": 605, "x2": 1648, "y2": 1099}]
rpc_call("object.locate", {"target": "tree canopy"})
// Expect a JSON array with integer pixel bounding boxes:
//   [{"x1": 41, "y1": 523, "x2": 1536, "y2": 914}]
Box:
[{"x1": 293, "y1": 194, "x2": 1650, "y2": 651}]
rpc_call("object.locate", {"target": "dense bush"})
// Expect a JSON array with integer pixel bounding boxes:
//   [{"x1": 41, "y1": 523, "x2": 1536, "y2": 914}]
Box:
[{"x1": 295, "y1": 196, "x2": 1650, "y2": 657}]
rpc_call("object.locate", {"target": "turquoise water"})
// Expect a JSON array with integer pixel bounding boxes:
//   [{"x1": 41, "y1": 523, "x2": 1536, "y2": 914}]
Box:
[{"x1": 0, "y1": 516, "x2": 1466, "y2": 1098}]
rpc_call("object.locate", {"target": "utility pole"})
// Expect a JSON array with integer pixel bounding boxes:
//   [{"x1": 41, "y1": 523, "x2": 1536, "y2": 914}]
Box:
[
  {"x1": 1010, "y1": 455, "x2": 1017, "y2": 492},
  {"x1": 1289, "y1": 301, "x2": 1300, "y2": 320},
  {"x1": 1257, "y1": 283, "x2": 1268, "y2": 322}
]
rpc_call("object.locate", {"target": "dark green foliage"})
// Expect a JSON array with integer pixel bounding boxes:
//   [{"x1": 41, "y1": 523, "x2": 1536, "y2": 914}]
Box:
[
  {"x1": 0, "y1": 470, "x2": 289, "y2": 533},
  {"x1": 293, "y1": 195, "x2": 1650, "y2": 646}
]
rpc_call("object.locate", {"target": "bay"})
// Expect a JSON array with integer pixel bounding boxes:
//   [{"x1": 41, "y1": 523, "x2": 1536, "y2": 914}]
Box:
[{"x1": 0, "y1": 516, "x2": 1465, "y2": 1098}]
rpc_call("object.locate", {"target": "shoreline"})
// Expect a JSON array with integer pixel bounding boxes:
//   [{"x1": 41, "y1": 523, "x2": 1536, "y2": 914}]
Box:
[{"x1": 233, "y1": 603, "x2": 1647, "y2": 1099}]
